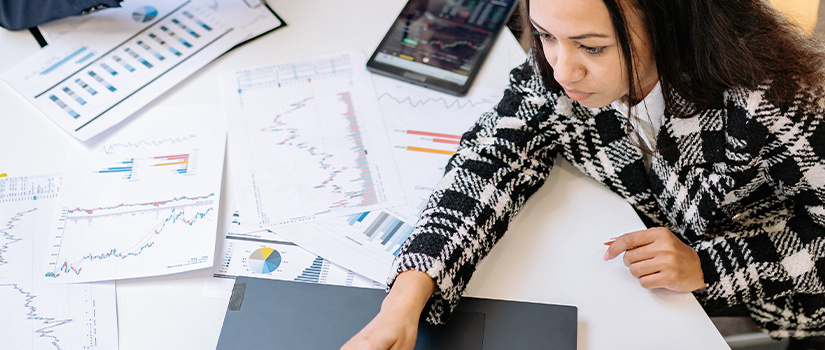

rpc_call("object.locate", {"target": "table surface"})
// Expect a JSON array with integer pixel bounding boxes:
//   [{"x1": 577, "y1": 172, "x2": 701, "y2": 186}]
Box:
[{"x1": 0, "y1": 1, "x2": 729, "y2": 349}]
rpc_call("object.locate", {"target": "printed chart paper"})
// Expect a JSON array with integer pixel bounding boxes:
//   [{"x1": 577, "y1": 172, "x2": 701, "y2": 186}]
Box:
[
  {"x1": 210, "y1": 207, "x2": 384, "y2": 292},
  {"x1": 275, "y1": 75, "x2": 502, "y2": 282},
  {"x1": 2, "y1": 0, "x2": 284, "y2": 141},
  {"x1": 42, "y1": 105, "x2": 225, "y2": 283},
  {"x1": 224, "y1": 52, "x2": 404, "y2": 229},
  {"x1": 0, "y1": 175, "x2": 118, "y2": 350}
]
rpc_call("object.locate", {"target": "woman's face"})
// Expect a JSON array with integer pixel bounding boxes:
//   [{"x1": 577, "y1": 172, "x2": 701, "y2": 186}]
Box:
[{"x1": 530, "y1": 0, "x2": 658, "y2": 108}]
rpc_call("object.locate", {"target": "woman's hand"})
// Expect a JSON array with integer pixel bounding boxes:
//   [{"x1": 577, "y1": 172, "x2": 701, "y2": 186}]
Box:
[
  {"x1": 604, "y1": 227, "x2": 706, "y2": 293},
  {"x1": 341, "y1": 270, "x2": 436, "y2": 350}
]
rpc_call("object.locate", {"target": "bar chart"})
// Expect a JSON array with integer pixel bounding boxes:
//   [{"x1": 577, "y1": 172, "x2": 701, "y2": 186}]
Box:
[
  {"x1": 346, "y1": 211, "x2": 414, "y2": 255},
  {"x1": 96, "y1": 152, "x2": 195, "y2": 181},
  {"x1": 3, "y1": 0, "x2": 284, "y2": 140}
]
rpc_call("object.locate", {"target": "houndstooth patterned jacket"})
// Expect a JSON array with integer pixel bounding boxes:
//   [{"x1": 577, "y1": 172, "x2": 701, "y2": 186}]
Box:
[{"x1": 390, "y1": 58, "x2": 825, "y2": 339}]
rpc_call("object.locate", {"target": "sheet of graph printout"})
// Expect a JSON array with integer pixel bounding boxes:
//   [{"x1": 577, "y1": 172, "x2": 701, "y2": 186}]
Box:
[
  {"x1": 206, "y1": 203, "x2": 386, "y2": 297},
  {"x1": 0, "y1": 174, "x2": 118, "y2": 349},
  {"x1": 274, "y1": 75, "x2": 504, "y2": 282},
  {"x1": 2, "y1": 0, "x2": 283, "y2": 141},
  {"x1": 41, "y1": 105, "x2": 225, "y2": 283},
  {"x1": 224, "y1": 51, "x2": 406, "y2": 231},
  {"x1": 224, "y1": 62, "x2": 502, "y2": 282}
]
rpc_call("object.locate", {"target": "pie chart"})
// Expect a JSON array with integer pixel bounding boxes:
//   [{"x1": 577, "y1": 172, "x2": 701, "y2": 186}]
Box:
[
  {"x1": 132, "y1": 6, "x2": 158, "y2": 23},
  {"x1": 247, "y1": 247, "x2": 282, "y2": 274}
]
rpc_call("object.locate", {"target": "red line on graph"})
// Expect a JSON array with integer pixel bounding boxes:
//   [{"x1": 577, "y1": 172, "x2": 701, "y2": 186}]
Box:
[
  {"x1": 154, "y1": 154, "x2": 189, "y2": 160},
  {"x1": 433, "y1": 138, "x2": 460, "y2": 145}
]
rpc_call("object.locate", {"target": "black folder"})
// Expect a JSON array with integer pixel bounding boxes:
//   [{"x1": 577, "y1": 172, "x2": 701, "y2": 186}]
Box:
[{"x1": 217, "y1": 276, "x2": 577, "y2": 350}]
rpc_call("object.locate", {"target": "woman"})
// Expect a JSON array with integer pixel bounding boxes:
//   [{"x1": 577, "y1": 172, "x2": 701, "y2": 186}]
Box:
[{"x1": 345, "y1": 0, "x2": 825, "y2": 348}]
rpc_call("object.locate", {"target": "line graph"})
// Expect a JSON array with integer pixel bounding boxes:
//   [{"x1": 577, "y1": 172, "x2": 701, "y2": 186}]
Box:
[
  {"x1": 0, "y1": 174, "x2": 117, "y2": 350},
  {"x1": 43, "y1": 105, "x2": 225, "y2": 283},
  {"x1": 100, "y1": 135, "x2": 196, "y2": 154},
  {"x1": 228, "y1": 52, "x2": 402, "y2": 228},
  {"x1": 0, "y1": 284, "x2": 73, "y2": 349},
  {"x1": 421, "y1": 39, "x2": 485, "y2": 51},
  {"x1": 0, "y1": 208, "x2": 34, "y2": 266},
  {"x1": 0, "y1": 208, "x2": 74, "y2": 349},
  {"x1": 377, "y1": 92, "x2": 497, "y2": 109},
  {"x1": 45, "y1": 194, "x2": 215, "y2": 281}
]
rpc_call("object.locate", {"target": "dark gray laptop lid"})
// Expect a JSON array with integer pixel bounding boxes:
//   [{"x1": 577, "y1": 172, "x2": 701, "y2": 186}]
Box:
[{"x1": 217, "y1": 276, "x2": 577, "y2": 350}]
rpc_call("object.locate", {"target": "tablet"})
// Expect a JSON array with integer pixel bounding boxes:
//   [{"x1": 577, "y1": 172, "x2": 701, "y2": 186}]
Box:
[
  {"x1": 366, "y1": 0, "x2": 518, "y2": 96},
  {"x1": 217, "y1": 277, "x2": 577, "y2": 349}
]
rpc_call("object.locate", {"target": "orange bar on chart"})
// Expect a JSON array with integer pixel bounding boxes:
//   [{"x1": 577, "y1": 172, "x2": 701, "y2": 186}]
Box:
[
  {"x1": 154, "y1": 160, "x2": 188, "y2": 167},
  {"x1": 406, "y1": 146, "x2": 456, "y2": 155}
]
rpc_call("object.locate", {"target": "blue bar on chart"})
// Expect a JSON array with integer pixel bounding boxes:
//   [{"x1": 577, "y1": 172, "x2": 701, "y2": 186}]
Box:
[
  {"x1": 148, "y1": 33, "x2": 182, "y2": 56},
  {"x1": 88, "y1": 71, "x2": 116, "y2": 92},
  {"x1": 160, "y1": 25, "x2": 193, "y2": 48},
  {"x1": 358, "y1": 211, "x2": 415, "y2": 254},
  {"x1": 125, "y1": 48, "x2": 153, "y2": 68},
  {"x1": 112, "y1": 55, "x2": 135, "y2": 72},
  {"x1": 41, "y1": 46, "x2": 87, "y2": 75},
  {"x1": 62, "y1": 87, "x2": 86, "y2": 105},
  {"x1": 177, "y1": 37, "x2": 193, "y2": 48},
  {"x1": 97, "y1": 159, "x2": 135, "y2": 179},
  {"x1": 347, "y1": 211, "x2": 370, "y2": 226},
  {"x1": 75, "y1": 51, "x2": 95, "y2": 64},
  {"x1": 172, "y1": 18, "x2": 200, "y2": 38},
  {"x1": 294, "y1": 257, "x2": 324, "y2": 283},
  {"x1": 136, "y1": 40, "x2": 164, "y2": 61},
  {"x1": 100, "y1": 63, "x2": 118, "y2": 76},
  {"x1": 49, "y1": 95, "x2": 80, "y2": 118},
  {"x1": 75, "y1": 78, "x2": 97, "y2": 95},
  {"x1": 182, "y1": 11, "x2": 212, "y2": 31}
]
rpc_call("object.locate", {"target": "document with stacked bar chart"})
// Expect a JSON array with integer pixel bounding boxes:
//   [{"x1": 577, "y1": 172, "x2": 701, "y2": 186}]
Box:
[
  {"x1": 2, "y1": 0, "x2": 284, "y2": 141},
  {"x1": 42, "y1": 105, "x2": 225, "y2": 283},
  {"x1": 0, "y1": 174, "x2": 118, "y2": 349},
  {"x1": 224, "y1": 51, "x2": 404, "y2": 228},
  {"x1": 275, "y1": 75, "x2": 502, "y2": 282}
]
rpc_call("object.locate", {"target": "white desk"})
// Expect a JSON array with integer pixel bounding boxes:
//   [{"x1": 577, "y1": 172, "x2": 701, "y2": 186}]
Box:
[{"x1": 0, "y1": 1, "x2": 728, "y2": 349}]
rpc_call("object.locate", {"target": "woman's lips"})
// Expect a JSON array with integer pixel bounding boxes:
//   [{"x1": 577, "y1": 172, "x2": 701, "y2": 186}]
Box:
[{"x1": 564, "y1": 88, "x2": 594, "y2": 101}]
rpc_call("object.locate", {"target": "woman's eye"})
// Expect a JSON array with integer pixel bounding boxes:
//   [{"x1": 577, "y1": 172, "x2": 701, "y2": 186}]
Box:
[
  {"x1": 582, "y1": 45, "x2": 606, "y2": 56},
  {"x1": 532, "y1": 30, "x2": 555, "y2": 42}
]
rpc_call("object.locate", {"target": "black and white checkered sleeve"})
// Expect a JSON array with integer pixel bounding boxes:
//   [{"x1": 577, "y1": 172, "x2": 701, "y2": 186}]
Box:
[
  {"x1": 387, "y1": 58, "x2": 563, "y2": 324},
  {"x1": 691, "y1": 87, "x2": 825, "y2": 338}
]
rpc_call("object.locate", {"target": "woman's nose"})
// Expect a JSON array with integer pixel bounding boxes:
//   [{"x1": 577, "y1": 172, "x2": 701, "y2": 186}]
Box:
[{"x1": 551, "y1": 48, "x2": 585, "y2": 85}]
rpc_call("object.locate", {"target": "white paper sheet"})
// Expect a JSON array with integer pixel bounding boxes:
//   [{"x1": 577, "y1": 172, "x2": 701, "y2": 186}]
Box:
[
  {"x1": 273, "y1": 75, "x2": 502, "y2": 282},
  {"x1": 213, "y1": 214, "x2": 384, "y2": 288},
  {"x1": 0, "y1": 174, "x2": 118, "y2": 349},
  {"x1": 2, "y1": 0, "x2": 283, "y2": 141},
  {"x1": 41, "y1": 105, "x2": 226, "y2": 283},
  {"x1": 224, "y1": 51, "x2": 405, "y2": 228}
]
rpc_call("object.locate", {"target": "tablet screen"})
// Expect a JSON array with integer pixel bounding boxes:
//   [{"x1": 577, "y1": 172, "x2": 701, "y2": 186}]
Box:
[{"x1": 369, "y1": 0, "x2": 516, "y2": 95}]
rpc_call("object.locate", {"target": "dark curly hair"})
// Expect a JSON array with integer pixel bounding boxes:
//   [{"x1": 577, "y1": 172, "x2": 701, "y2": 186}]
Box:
[{"x1": 523, "y1": 0, "x2": 825, "y2": 115}]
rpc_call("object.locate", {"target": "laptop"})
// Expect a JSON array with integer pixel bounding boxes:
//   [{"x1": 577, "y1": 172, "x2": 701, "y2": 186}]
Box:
[{"x1": 216, "y1": 276, "x2": 577, "y2": 349}]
